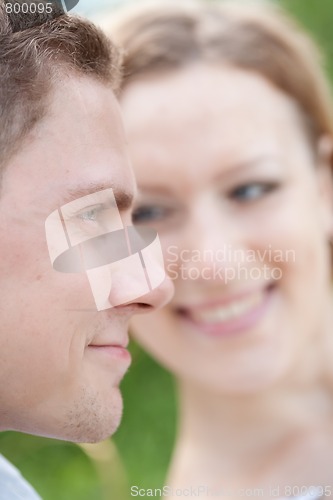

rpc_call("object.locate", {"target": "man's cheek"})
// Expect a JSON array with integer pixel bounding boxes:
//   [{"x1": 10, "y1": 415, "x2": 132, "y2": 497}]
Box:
[{"x1": 45, "y1": 188, "x2": 166, "y2": 312}]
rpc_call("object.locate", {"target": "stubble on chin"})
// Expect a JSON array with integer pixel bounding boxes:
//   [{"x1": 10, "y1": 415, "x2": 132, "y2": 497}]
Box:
[{"x1": 64, "y1": 386, "x2": 123, "y2": 443}]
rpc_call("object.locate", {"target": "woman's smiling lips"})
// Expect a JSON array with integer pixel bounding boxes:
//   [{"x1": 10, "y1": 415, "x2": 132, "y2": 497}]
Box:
[{"x1": 175, "y1": 284, "x2": 276, "y2": 337}]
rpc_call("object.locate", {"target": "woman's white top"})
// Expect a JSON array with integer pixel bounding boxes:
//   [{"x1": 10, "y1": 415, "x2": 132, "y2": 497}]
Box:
[
  {"x1": 293, "y1": 495, "x2": 322, "y2": 500},
  {"x1": 280, "y1": 488, "x2": 323, "y2": 500}
]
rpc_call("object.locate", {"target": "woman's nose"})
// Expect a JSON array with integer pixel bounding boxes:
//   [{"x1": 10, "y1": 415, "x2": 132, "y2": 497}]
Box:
[{"x1": 176, "y1": 210, "x2": 244, "y2": 283}]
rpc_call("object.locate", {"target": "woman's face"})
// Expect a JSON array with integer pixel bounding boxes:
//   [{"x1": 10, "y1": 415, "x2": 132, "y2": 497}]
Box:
[{"x1": 121, "y1": 64, "x2": 333, "y2": 393}]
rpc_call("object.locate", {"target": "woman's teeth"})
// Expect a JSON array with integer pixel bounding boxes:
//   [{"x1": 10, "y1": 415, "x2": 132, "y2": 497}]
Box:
[{"x1": 189, "y1": 290, "x2": 265, "y2": 324}]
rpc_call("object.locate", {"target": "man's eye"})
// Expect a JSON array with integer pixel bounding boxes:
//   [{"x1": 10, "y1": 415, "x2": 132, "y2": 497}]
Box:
[
  {"x1": 229, "y1": 182, "x2": 279, "y2": 201},
  {"x1": 77, "y1": 206, "x2": 103, "y2": 223},
  {"x1": 132, "y1": 205, "x2": 172, "y2": 224}
]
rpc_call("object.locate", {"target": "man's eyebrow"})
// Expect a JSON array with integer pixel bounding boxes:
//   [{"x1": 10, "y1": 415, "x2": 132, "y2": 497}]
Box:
[{"x1": 63, "y1": 184, "x2": 134, "y2": 211}]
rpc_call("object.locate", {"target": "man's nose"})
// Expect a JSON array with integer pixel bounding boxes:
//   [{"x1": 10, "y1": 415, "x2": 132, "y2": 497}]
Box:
[
  {"x1": 86, "y1": 226, "x2": 174, "y2": 311},
  {"x1": 129, "y1": 274, "x2": 174, "y2": 312}
]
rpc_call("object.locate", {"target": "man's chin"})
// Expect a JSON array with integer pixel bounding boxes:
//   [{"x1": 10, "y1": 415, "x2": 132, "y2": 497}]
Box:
[
  {"x1": 80, "y1": 388, "x2": 124, "y2": 444},
  {"x1": 52, "y1": 388, "x2": 124, "y2": 444},
  {"x1": 5, "y1": 387, "x2": 124, "y2": 443}
]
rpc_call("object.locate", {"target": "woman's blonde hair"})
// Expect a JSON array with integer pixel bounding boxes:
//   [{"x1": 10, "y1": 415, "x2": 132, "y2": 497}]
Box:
[{"x1": 101, "y1": 0, "x2": 333, "y2": 160}]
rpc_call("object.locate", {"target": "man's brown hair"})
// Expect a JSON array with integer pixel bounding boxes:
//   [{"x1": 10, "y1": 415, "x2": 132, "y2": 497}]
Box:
[{"x1": 0, "y1": 0, "x2": 122, "y2": 168}]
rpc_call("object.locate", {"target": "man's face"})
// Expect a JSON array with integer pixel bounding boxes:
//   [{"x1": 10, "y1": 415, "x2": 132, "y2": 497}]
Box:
[{"x1": 0, "y1": 76, "x2": 172, "y2": 442}]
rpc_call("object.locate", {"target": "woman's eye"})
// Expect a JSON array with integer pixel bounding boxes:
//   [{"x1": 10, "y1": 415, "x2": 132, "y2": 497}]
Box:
[
  {"x1": 132, "y1": 205, "x2": 172, "y2": 224},
  {"x1": 229, "y1": 182, "x2": 279, "y2": 202}
]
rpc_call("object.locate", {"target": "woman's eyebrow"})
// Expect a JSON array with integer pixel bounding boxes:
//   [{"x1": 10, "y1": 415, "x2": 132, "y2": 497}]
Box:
[{"x1": 213, "y1": 154, "x2": 282, "y2": 182}]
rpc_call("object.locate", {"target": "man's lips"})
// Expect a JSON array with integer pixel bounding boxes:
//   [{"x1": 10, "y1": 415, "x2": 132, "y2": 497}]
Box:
[
  {"x1": 87, "y1": 329, "x2": 130, "y2": 362},
  {"x1": 88, "y1": 337, "x2": 129, "y2": 349},
  {"x1": 87, "y1": 343, "x2": 131, "y2": 366}
]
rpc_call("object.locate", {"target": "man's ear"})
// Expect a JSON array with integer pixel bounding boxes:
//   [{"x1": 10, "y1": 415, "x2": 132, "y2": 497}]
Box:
[{"x1": 316, "y1": 135, "x2": 333, "y2": 240}]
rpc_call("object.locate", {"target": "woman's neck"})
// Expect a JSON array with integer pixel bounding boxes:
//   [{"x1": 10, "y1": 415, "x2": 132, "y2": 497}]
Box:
[{"x1": 166, "y1": 308, "x2": 333, "y2": 493}]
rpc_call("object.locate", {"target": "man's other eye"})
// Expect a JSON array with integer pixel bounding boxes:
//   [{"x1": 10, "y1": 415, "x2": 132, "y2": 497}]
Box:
[
  {"x1": 132, "y1": 205, "x2": 173, "y2": 224},
  {"x1": 228, "y1": 182, "x2": 279, "y2": 202}
]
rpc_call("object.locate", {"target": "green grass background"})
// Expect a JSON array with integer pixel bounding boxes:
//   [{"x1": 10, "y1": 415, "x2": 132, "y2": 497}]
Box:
[{"x1": 1, "y1": 0, "x2": 333, "y2": 498}]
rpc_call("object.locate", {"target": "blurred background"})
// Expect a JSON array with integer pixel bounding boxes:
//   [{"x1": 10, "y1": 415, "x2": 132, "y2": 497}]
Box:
[{"x1": 2, "y1": 0, "x2": 333, "y2": 498}]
